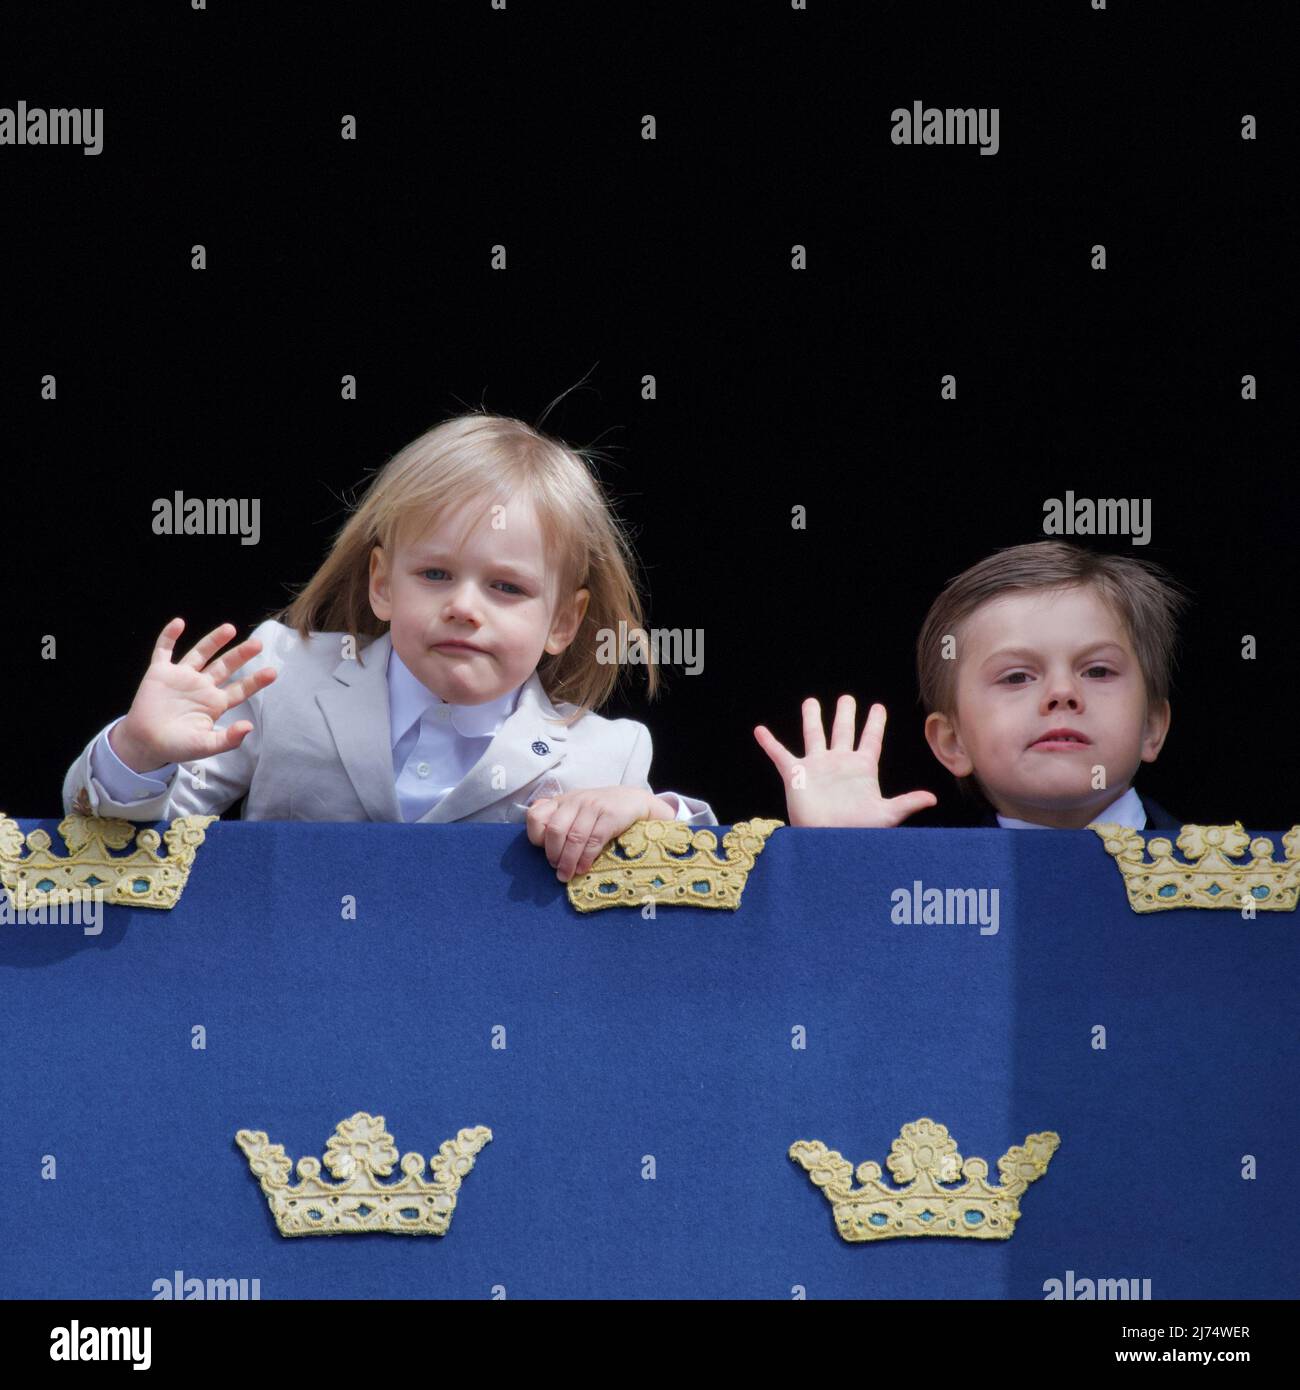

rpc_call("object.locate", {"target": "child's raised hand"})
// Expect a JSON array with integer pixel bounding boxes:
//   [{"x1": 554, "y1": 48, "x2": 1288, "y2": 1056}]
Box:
[
  {"x1": 108, "y1": 618, "x2": 278, "y2": 774},
  {"x1": 526, "y1": 785, "x2": 672, "y2": 882},
  {"x1": 753, "y1": 695, "x2": 937, "y2": 828}
]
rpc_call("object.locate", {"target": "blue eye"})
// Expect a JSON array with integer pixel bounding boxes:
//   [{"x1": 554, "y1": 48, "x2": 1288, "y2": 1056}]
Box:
[
  {"x1": 421, "y1": 568, "x2": 448, "y2": 581},
  {"x1": 1084, "y1": 665, "x2": 1115, "y2": 678},
  {"x1": 495, "y1": 582, "x2": 525, "y2": 595},
  {"x1": 1000, "y1": 672, "x2": 1031, "y2": 685}
]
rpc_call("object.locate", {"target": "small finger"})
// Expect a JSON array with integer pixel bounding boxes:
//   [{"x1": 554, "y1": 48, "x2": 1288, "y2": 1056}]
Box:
[
  {"x1": 218, "y1": 722, "x2": 252, "y2": 753},
  {"x1": 153, "y1": 617, "x2": 185, "y2": 663},
  {"x1": 753, "y1": 725, "x2": 793, "y2": 773},
  {"x1": 219, "y1": 667, "x2": 277, "y2": 708},
  {"x1": 205, "y1": 637, "x2": 265, "y2": 686},
  {"x1": 829, "y1": 694, "x2": 857, "y2": 750},
  {"x1": 886, "y1": 790, "x2": 939, "y2": 823},
  {"x1": 574, "y1": 810, "x2": 622, "y2": 875},
  {"x1": 544, "y1": 803, "x2": 579, "y2": 869},
  {"x1": 525, "y1": 801, "x2": 554, "y2": 845},
  {"x1": 856, "y1": 702, "x2": 886, "y2": 760},
  {"x1": 800, "y1": 697, "x2": 827, "y2": 756},
  {"x1": 556, "y1": 804, "x2": 601, "y2": 882},
  {"x1": 180, "y1": 622, "x2": 237, "y2": 670}
]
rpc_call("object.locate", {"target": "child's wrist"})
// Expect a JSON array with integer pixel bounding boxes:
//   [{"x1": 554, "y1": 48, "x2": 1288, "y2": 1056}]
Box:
[{"x1": 110, "y1": 718, "x2": 165, "y2": 774}]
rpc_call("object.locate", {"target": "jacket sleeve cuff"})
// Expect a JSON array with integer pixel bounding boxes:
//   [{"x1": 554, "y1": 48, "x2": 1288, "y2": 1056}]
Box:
[{"x1": 90, "y1": 718, "x2": 178, "y2": 802}]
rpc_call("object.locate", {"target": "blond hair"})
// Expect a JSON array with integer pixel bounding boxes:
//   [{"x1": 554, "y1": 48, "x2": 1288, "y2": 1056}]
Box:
[
  {"x1": 267, "y1": 411, "x2": 659, "y2": 718},
  {"x1": 915, "y1": 540, "x2": 1191, "y2": 803}
]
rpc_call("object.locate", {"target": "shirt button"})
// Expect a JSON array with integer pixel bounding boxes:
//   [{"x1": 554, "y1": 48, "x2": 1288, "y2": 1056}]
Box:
[{"x1": 416, "y1": 762, "x2": 430, "y2": 778}]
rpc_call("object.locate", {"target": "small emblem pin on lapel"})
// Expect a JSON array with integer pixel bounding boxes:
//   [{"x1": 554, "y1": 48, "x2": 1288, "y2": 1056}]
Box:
[{"x1": 531, "y1": 741, "x2": 550, "y2": 756}]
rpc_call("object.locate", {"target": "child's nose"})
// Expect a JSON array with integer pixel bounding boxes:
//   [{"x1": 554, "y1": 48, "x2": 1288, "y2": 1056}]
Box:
[
  {"x1": 442, "y1": 582, "x2": 483, "y2": 622},
  {"x1": 1043, "y1": 678, "x2": 1083, "y2": 708}
]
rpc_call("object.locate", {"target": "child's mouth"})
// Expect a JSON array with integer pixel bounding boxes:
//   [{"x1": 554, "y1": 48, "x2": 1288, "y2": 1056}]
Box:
[{"x1": 1030, "y1": 730, "x2": 1091, "y2": 750}]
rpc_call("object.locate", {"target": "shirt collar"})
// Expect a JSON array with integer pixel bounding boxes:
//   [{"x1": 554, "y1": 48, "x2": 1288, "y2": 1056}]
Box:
[
  {"x1": 386, "y1": 643, "x2": 523, "y2": 745},
  {"x1": 995, "y1": 785, "x2": 1146, "y2": 831}
]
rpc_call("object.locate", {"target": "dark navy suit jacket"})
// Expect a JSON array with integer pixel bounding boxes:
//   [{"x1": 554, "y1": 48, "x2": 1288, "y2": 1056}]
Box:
[{"x1": 977, "y1": 793, "x2": 1181, "y2": 830}]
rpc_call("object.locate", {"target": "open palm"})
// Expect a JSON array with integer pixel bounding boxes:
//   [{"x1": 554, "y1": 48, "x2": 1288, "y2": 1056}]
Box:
[
  {"x1": 754, "y1": 695, "x2": 937, "y2": 828},
  {"x1": 120, "y1": 618, "x2": 278, "y2": 768}
]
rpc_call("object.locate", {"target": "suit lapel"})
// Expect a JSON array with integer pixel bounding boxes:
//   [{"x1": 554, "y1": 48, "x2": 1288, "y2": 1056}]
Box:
[
  {"x1": 418, "y1": 672, "x2": 570, "y2": 824},
  {"x1": 317, "y1": 631, "x2": 402, "y2": 822}
]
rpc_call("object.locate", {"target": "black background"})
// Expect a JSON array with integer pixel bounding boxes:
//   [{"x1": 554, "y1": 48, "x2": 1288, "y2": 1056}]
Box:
[{"x1": 2, "y1": 1, "x2": 1295, "y2": 827}]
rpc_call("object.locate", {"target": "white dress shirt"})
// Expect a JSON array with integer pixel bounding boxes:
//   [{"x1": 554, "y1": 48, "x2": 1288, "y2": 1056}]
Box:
[
  {"x1": 88, "y1": 647, "x2": 700, "y2": 824},
  {"x1": 388, "y1": 650, "x2": 524, "y2": 822},
  {"x1": 995, "y1": 785, "x2": 1146, "y2": 830}
]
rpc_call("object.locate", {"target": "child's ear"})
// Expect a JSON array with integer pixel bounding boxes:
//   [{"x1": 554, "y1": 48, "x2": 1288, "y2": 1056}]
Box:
[
  {"x1": 1139, "y1": 697, "x2": 1172, "y2": 763},
  {"x1": 544, "y1": 587, "x2": 590, "y2": 656},
  {"x1": 924, "y1": 710, "x2": 974, "y2": 777},
  {"x1": 369, "y1": 545, "x2": 392, "y2": 622}
]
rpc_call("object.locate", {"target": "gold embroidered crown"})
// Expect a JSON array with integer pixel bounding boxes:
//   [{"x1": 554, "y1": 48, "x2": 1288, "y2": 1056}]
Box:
[
  {"x1": 566, "y1": 817, "x2": 783, "y2": 912},
  {"x1": 1090, "y1": 822, "x2": 1300, "y2": 913},
  {"x1": 235, "y1": 1112, "x2": 492, "y2": 1237},
  {"x1": 0, "y1": 812, "x2": 218, "y2": 911},
  {"x1": 790, "y1": 1118, "x2": 1059, "y2": 1242}
]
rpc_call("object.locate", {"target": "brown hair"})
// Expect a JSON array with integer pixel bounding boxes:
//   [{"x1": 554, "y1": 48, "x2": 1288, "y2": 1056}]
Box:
[
  {"x1": 267, "y1": 411, "x2": 660, "y2": 719},
  {"x1": 915, "y1": 540, "x2": 1191, "y2": 803}
]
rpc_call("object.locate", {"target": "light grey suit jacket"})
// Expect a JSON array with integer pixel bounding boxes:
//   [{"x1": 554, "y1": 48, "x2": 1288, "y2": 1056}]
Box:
[{"x1": 62, "y1": 620, "x2": 717, "y2": 826}]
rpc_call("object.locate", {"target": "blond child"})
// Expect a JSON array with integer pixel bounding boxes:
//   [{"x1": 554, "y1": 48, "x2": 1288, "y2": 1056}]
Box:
[{"x1": 63, "y1": 412, "x2": 715, "y2": 880}]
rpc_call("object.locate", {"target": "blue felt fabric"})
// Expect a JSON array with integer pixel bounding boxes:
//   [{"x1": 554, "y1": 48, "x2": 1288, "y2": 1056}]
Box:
[{"x1": 1, "y1": 821, "x2": 1294, "y2": 1299}]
